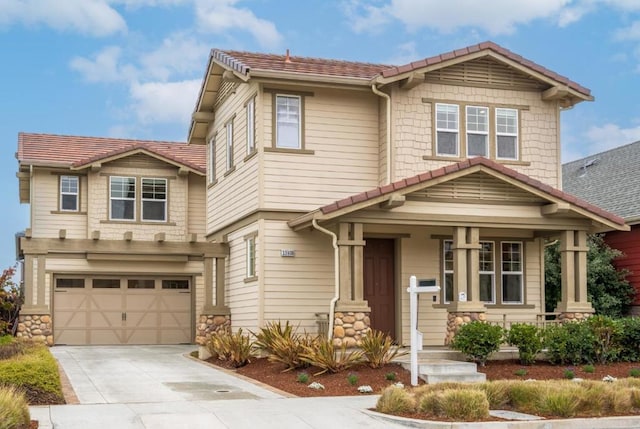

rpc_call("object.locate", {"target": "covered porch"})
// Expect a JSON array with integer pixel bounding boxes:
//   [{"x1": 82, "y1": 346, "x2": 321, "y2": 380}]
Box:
[{"x1": 289, "y1": 158, "x2": 628, "y2": 346}]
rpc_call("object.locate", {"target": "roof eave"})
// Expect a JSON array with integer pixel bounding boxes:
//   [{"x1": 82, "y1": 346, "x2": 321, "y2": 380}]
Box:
[{"x1": 249, "y1": 69, "x2": 373, "y2": 86}]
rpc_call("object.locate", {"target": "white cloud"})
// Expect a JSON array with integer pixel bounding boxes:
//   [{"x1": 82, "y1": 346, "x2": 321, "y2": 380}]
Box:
[
  {"x1": 140, "y1": 33, "x2": 209, "y2": 81},
  {"x1": 195, "y1": 0, "x2": 282, "y2": 49},
  {"x1": 129, "y1": 79, "x2": 201, "y2": 125},
  {"x1": 0, "y1": 0, "x2": 126, "y2": 36},
  {"x1": 70, "y1": 46, "x2": 138, "y2": 83},
  {"x1": 346, "y1": 0, "x2": 573, "y2": 35},
  {"x1": 614, "y1": 21, "x2": 640, "y2": 41},
  {"x1": 564, "y1": 123, "x2": 640, "y2": 162},
  {"x1": 385, "y1": 41, "x2": 420, "y2": 65}
]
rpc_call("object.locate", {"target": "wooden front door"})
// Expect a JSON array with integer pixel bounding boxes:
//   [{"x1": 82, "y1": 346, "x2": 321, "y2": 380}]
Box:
[{"x1": 363, "y1": 238, "x2": 396, "y2": 338}]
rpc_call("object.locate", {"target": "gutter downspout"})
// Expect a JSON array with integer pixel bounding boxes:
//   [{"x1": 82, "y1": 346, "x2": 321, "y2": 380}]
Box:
[
  {"x1": 312, "y1": 218, "x2": 339, "y2": 341},
  {"x1": 371, "y1": 84, "x2": 391, "y2": 185}
]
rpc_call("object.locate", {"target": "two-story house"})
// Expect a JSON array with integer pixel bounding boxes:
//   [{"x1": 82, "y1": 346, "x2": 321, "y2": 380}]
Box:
[
  {"x1": 16, "y1": 134, "x2": 227, "y2": 345},
  {"x1": 189, "y1": 41, "x2": 627, "y2": 347}
]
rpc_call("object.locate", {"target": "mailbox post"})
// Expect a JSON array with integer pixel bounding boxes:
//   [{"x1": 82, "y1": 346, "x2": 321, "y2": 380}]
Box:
[{"x1": 407, "y1": 275, "x2": 440, "y2": 386}]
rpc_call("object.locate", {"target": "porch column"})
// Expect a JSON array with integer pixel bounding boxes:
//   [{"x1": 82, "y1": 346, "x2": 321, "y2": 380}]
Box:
[
  {"x1": 445, "y1": 227, "x2": 486, "y2": 345},
  {"x1": 556, "y1": 230, "x2": 594, "y2": 322},
  {"x1": 334, "y1": 222, "x2": 370, "y2": 347},
  {"x1": 196, "y1": 256, "x2": 231, "y2": 347},
  {"x1": 17, "y1": 252, "x2": 52, "y2": 345}
]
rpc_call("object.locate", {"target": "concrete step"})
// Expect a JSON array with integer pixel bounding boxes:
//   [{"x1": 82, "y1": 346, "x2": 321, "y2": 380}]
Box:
[
  {"x1": 422, "y1": 372, "x2": 486, "y2": 384},
  {"x1": 398, "y1": 358, "x2": 486, "y2": 384}
]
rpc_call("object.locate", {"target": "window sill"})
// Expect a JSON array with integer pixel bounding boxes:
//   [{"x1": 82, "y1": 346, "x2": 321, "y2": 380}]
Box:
[
  {"x1": 243, "y1": 276, "x2": 258, "y2": 283},
  {"x1": 265, "y1": 147, "x2": 315, "y2": 155},
  {"x1": 244, "y1": 150, "x2": 257, "y2": 163},
  {"x1": 50, "y1": 210, "x2": 86, "y2": 215},
  {"x1": 422, "y1": 155, "x2": 530, "y2": 166},
  {"x1": 100, "y1": 220, "x2": 176, "y2": 226},
  {"x1": 207, "y1": 179, "x2": 218, "y2": 189},
  {"x1": 223, "y1": 166, "x2": 236, "y2": 177}
]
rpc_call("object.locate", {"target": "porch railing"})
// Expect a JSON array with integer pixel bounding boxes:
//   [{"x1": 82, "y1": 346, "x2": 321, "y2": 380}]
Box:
[{"x1": 485, "y1": 312, "x2": 561, "y2": 330}]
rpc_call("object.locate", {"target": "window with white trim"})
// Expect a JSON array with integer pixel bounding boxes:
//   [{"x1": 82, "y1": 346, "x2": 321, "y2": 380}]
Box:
[
  {"x1": 501, "y1": 241, "x2": 523, "y2": 303},
  {"x1": 246, "y1": 97, "x2": 255, "y2": 154},
  {"x1": 479, "y1": 241, "x2": 495, "y2": 303},
  {"x1": 110, "y1": 176, "x2": 135, "y2": 220},
  {"x1": 209, "y1": 136, "x2": 216, "y2": 184},
  {"x1": 275, "y1": 95, "x2": 301, "y2": 149},
  {"x1": 466, "y1": 106, "x2": 489, "y2": 157},
  {"x1": 60, "y1": 175, "x2": 79, "y2": 211},
  {"x1": 141, "y1": 178, "x2": 167, "y2": 222},
  {"x1": 496, "y1": 108, "x2": 518, "y2": 160},
  {"x1": 226, "y1": 119, "x2": 234, "y2": 170},
  {"x1": 436, "y1": 103, "x2": 459, "y2": 156},
  {"x1": 246, "y1": 236, "x2": 256, "y2": 279},
  {"x1": 443, "y1": 239, "x2": 521, "y2": 304}
]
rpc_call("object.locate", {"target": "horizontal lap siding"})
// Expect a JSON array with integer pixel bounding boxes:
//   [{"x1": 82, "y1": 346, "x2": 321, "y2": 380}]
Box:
[
  {"x1": 226, "y1": 223, "x2": 259, "y2": 332},
  {"x1": 207, "y1": 83, "x2": 259, "y2": 233},
  {"x1": 32, "y1": 170, "x2": 87, "y2": 238},
  {"x1": 262, "y1": 221, "x2": 334, "y2": 333},
  {"x1": 605, "y1": 227, "x2": 640, "y2": 305},
  {"x1": 263, "y1": 89, "x2": 380, "y2": 211},
  {"x1": 187, "y1": 176, "x2": 206, "y2": 238}
]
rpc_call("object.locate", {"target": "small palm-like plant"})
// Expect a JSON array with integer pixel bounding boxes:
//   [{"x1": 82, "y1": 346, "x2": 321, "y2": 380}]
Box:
[
  {"x1": 300, "y1": 339, "x2": 364, "y2": 375},
  {"x1": 360, "y1": 329, "x2": 406, "y2": 368},
  {"x1": 252, "y1": 320, "x2": 295, "y2": 355},
  {"x1": 207, "y1": 328, "x2": 255, "y2": 368}
]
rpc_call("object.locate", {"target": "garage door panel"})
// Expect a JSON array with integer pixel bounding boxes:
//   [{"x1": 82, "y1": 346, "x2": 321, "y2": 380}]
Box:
[{"x1": 54, "y1": 276, "x2": 192, "y2": 345}]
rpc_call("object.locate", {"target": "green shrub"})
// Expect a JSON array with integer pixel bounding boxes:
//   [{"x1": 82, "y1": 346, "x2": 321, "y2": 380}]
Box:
[
  {"x1": 618, "y1": 317, "x2": 640, "y2": 362},
  {"x1": 385, "y1": 372, "x2": 396, "y2": 381},
  {"x1": 376, "y1": 386, "x2": 416, "y2": 414},
  {"x1": 207, "y1": 329, "x2": 255, "y2": 368},
  {"x1": 630, "y1": 368, "x2": 640, "y2": 378},
  {"x1": 583, "y1": 364, "x2": 595, "y2": 373},
  {"x1": 514, "y1": 368, "x2": 527, "y2": 377},
  {"x1": 544, "y1": 321, "x2": 595, "y2": 365},
  {"x1": 449, "y1": 321, "x2": 503, "y2": 366},
  {"x1": 360, "y1": 329, "x2": 405, "y2": 368},
  {"x1": 300, "y1": 339, "x2": 363, "y2": 375},
  {"x1": 564, "y1": 368, "x2": 575, "y2": 379},
  {"x1": 296, "y1": 372, "x2": 309, "y2": 384},
  {"x1": 347, "y1": 373, "x2": 358, "y2": 386},
  {"x1": 506, "y1": 323, "x2": 544, "y2": 365},
  {"x1": 0, "y1": 344, "x2": 63, "y2": 404},
  {"x1": 0, "y1": 386, "x2": 30, "y2": 429},
  {"x1": 440, "y1": 389, "x2": 490, "y2": 421},
  {"x1": 0, "y1": 267, "x2": 21, "y2": 336},
  {"x1": 587, "y1": 315, "x2": 621, "y2": 364}
]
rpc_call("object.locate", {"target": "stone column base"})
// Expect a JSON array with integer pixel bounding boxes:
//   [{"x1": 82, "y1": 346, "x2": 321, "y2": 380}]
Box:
[
  {"x1": 558, "y1": 312, "x2": 592, "y2": 323},
  {"x1": 16, "y1": 314, "x2": 53, "y2": 346},
  {"x1": 332, "y1": 311, "x2": 370, "y2": 347},
  {"x1": 195, "y1": 314, "x2": 231, "y2": 345},
  {"x1": 445, "y1": 311, "x2": 486, "y2": 345}
]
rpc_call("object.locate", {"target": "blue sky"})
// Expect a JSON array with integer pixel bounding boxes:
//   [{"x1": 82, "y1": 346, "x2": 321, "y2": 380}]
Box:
[{"x1": 2, "y1": 0, "x2": 640, "y2": 272}]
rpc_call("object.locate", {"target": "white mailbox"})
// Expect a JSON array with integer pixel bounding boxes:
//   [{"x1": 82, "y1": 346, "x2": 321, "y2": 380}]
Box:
[{"x1": 406, "y1": 275, "x2": 440, "y2": 386}]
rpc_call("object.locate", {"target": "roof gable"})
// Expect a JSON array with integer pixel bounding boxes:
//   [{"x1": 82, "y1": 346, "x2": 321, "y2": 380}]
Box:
[{"x1": 288, "y1": 157, "x2": 625, "y2": 231}]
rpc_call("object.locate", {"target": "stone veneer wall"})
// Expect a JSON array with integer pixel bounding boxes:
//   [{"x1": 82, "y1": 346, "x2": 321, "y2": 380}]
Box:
[
  {"x1": 558, "y1": 312, "x2": 592, "y2": 323},
  {"x1": 195, "y1": 314, "x2": 231, "y2": 345},
  {"x1": 332, "y1": 311, "x2": 371, "y2": 347},
  {"x1": 444, "y1": 311, "x2": 486, "y2": 345},
  {"x1": 16, "y1": 314, "x2": 53, "y2": 346}
]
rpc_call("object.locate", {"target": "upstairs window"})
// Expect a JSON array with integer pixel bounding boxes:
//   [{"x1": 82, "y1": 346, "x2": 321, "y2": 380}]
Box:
[
  {"x1": 496, "y1": 108, "x2": 518, "y2": 160},
  {"x1": 466, "y1": 106, "x2": 489, "y2": 157},
  {"x1": 141, "y1": 178, "x2": 166, "y2": 222},
  {"x1": 276, "y1": 95, "x2": 301, "y2": 149},
  {"x1": 246, "y1": 97, "x2": 255, "y2": 154},
  {"x1": 436, "y1": 103, "x2": 459, "y2": 156},
  {"x1": 226, "y1": 119, "x2": 234, "y2": 170},
  {"x1": 110, "y1": 176, "x2": 135, "y2": 220},
  {"x1": 60, "y1": 175, "x2": 79, "y2": 211}
]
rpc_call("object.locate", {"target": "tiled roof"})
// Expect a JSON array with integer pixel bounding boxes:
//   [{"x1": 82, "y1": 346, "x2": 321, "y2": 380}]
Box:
[
  {"x1": 563, "y1": 141, "x2": 640, "y2": 221},
  {"x1": 319, "y1": 157, "x2": 625, "y2": 227},
  {"x1": 17, "y1": 133, "x2": 206, "y2": 173},
  {"x1": 212, "y1": 41, "x2": 590, "y2": 97},
  {"x1": 212, "y1": 49, "x2": 391, "y2": 79}
]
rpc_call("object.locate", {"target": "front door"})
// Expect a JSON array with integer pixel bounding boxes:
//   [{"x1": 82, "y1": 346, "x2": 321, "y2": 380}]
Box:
[{"x1": 363, "y1": 238, "x2": 396, "y2": 338}]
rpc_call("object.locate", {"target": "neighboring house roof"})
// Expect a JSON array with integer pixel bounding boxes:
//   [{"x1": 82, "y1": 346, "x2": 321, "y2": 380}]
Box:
[
  {"x1": 288, "y1": 157, "x2": 626, "y2": 231},
  {"x1": 563, "y1": 140, "x2": 640, "y2": 224},
  {"x1": 17, "y1": 133, "x2": 206, "y2": 174},
  {"x1": 190, "y1": 41, "x2": 593, "y2": 144}
]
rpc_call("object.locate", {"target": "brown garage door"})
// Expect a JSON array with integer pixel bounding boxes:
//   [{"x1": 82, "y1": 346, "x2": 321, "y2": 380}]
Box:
[{"x1": 53, "y1": 277, "x2": 192, "y2": 345}]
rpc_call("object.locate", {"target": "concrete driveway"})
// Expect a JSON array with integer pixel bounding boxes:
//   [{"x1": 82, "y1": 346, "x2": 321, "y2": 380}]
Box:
[{"x1": 31, "y1": 345, "x2": 404, "y2": 429}]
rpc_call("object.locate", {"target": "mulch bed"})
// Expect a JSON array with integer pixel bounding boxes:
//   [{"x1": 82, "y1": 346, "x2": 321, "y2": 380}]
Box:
[{"x1": 479, "y1": 359, "x2": 640, "y2": 381}]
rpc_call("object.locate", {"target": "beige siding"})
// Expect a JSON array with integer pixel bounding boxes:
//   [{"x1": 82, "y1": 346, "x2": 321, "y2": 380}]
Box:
[
  {"x1": 187, "y1": 175, "x2": 206, "y2": 237},
  {"x1": 31, "y1": 170, "x2": 88, "y2": 239},
  {"x1": 262, "y1": 220, "x2": 334, "y2": 333},
  {"x1": 391, "y1": 82, "x2": 560, "y2": 187},
  {"x1": 206, "y1": 82, "x2": 260, "y2": 233},
  {"x1": 225, "y1": 223, "x2": 260, "y2": 332},
  {"x1": 262, "y1": 88, "x2": 380, "y2": 211}
]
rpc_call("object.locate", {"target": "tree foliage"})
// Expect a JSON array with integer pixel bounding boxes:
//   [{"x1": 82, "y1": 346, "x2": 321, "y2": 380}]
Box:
[
  {"x1": 545, "y1": 234, "x2": 634, "y2": 317},
  {"x1": 0, "y1": 266, "x2": 22, "y2": 335}
]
